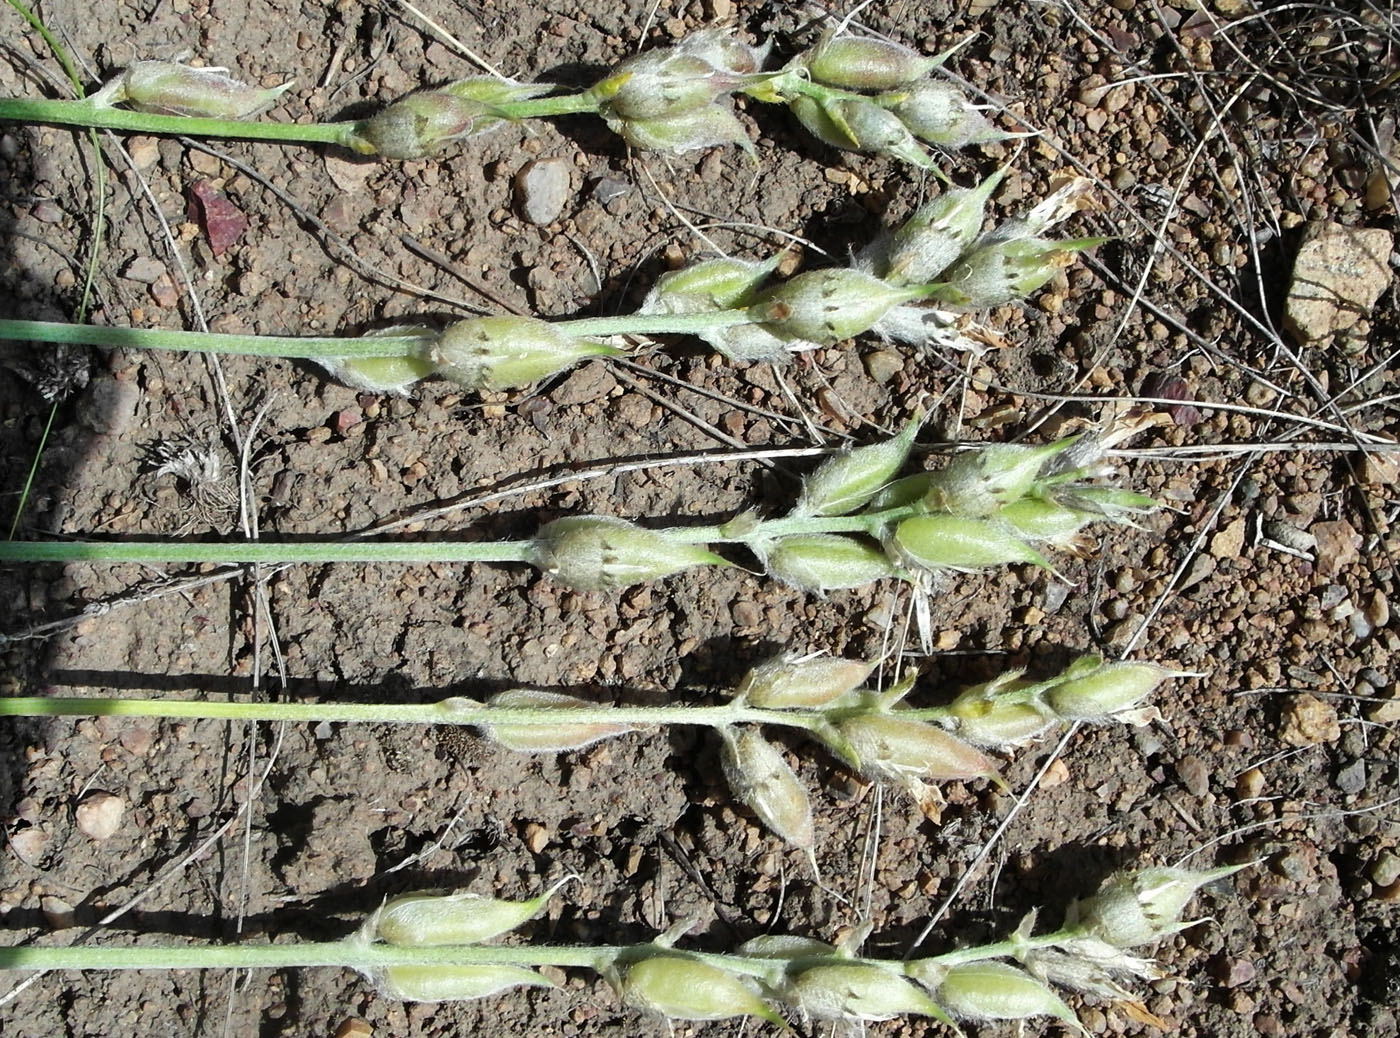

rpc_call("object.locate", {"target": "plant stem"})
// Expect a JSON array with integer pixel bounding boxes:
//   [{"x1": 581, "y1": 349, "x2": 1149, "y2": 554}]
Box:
[
  {"x1": 489, "y1": 92, "x2": 600, "y2": 120},
  {"x1": 0, "y1": 96, "x2": 362, "y2": 147},
  {"x1": 0, "y1": 695, "x2": 828, "y2": 735},
  {"x1": 558, "y1": 309, "x2": 752, "y2": 338},
  {"x1": 0, "y1": 538, "x2": 535, "y2": 565},
  {"x1": 0, "y1": 932, "x2": 1070, "y2": 977},
  {"x1": 0, "y1": 319, "x2": 433, "y2": 359}
]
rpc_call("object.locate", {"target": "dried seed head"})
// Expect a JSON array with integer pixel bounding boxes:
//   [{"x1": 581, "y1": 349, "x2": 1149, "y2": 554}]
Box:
[
  {"x1": 1066, "y1": 864, "x2": 1243, "y2": 948},
  {"x1": 886, "y1": 514, "x2": 1049, "y2": 573},
  {"x1": 620, "y1": 955, "x2": 785, "y2": 1025},
  {"x1": 794, "y1": 418, "x2": 921, "y2": 517},
  {"x1": 834, "y1": 713, "x2": 1000, "y2": 786},
  {"x1": 785, "y1": 963, "x2": 949, "y2": 1023},
  {"x1": 736, "y1": 655, "x2": 875, "y2": 709},
  {"x1": 529, "y1": 516, "x2": 727, "y2": 590},
  {"x1": 589, "y1": 31, "x2": 761, "y2": 122},
  {"x1": 377, "y1": 964, "x2": 552, "y2": 1003},
  {"x1": 1044, "y1": 658, "x2": 1175, "y2": 722},
  {"x1": 638, "y1": 255, "x2": 781, "y2": 316},
  {"x1": 703, "y1": 320, "x2": 799, "y2": 362},
  {"x1": 760, "y1": 534, "x2": 902, "y2": 592},
  {"x1": 482, "y1": 689, "x2": 634, "y2": 753},
  {"x1": 879, "y1": 80, "x2": 1006, "y2": 146},
  {"x1": 720, "y1": 727, "x2": 815, "y2": 850},
  {"x1": 749, "y1": 268, "x2": 925, "y2": 345},
  {"x1": 431, "y1": 316, "x2": 621, "y2": 392},
  {"x1": 939, "y1": 235, "x2": 1106, "y2": 308},
  {"x1": 936, "y1": 962, "x2": 1082, "y2": 1028},
  {"x1": 921, "y1": 438, "x2": 1076, "y2": 517},
  {"x1": 372, "y1": 878, "x2": 569, "y2": 946},
  {"x1": 602, "y1": 103, "x2": 754, "y2": 154},
  {"x1": 881, "y1": 169, "x2": 1007, "y2": 286},
  {"x1": 113, "y1": 61, "x2": 292, "y2": 119},
  {"x1": 677, "y1": 27, "x2": 771, "y2": 76},
  {"x1": 801, "y1": 33, "x2": 938, "y2": 91}
]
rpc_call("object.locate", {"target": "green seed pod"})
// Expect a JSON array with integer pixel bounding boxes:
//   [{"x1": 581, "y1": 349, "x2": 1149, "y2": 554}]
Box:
[
  {"x1": 749, "y1": 269, "x2": 924, "y2": 345},
  {"x1": 946, "y1": 690, "x2": 1058, "y2": 748},
  {"x1": 881, "y1": 169, "x2": 1007, "y2": 286},
  {"x1": 802, "y1": 34, "x2": 938, "y2": 91},
  {"x1": 589, "y1": 52, "x2": 734, "y2": 122},
  {"x1": 936, "y1": 962, "x2": 1081, "y2": 1026},
  {"x1": 1043, "y1": 659, "x2": 1174, "y2": 722},
  {"x1": 794, "y1": 418, "x2": 920, "y2": 517},
  {"x1": 720, "y1": 727, "x2": 814, "y2": 851},
  {"x1": 430, "y1": 316, "x2": 622, "y2": 392},
  {"x1": 997, "y1": 497, "x2": 1094, "y2": 544},
  {"x1": 620, "y1": 955, "x2": 785, "y2": 1025},
  {"x1": 374, "y1": 877, "x2": 570, "y2": 946},
  {"x1": 829, "y1": 97, "x2": 937, "y2": 167},
  {"x1": 602, "y1": 103, "x2": 753, "y2": 154},
  {"x1": 529, "y1": 516, "x2": 728, "y2": 591},
  {"x1": 482, "y1": 689, "x2": 634, "y2": 753},
  {"x1": 785, "y1": 963, "x2": 950, "y2": 1023},
  {"x1": 833, "y1": 713, "x2": 1000, "y2": 785},
  {"x1": 1066, "y1": 865, "x2": 1242, "y2": 949},
  {"x1": 760, "y1": 534, "x2": 901, "y2": 592},
  {"x1": 114, "y1": 61, "x2": 292, "y2": 118},
  {"x1": 351, "y1": 90, "x2": 485, "y2": 159},
  {"x1": 922, "y1": 438, "x2": 1077, "y2": 517},
  {"x1": 878, "y1": 80, "x2": 1005, "y2": 146},
  {"x1": 317, "y1": 325, "x2": 437, "y2": 395},
  {"x1": 938, "y1": 235, "x2": 1106, "y2": 308},
  {"x1": 863, "y1": 472, "x2": 936, "y2": 513},
  {"x1": 736, "y1": 655, "x2": 875, "y2": 709},
  {"x1": 736, "y1": 934, "x2": 839, "y2": 960},
  {"x1": 378, "y1": 963, "x2": 552, "y2": 1003},
  {"x1": 886, "y1": 515, "x2": 1049, "y2": 573},
  {"x1": 638, "y1": 255, "x2": 781, "y2": 316}
]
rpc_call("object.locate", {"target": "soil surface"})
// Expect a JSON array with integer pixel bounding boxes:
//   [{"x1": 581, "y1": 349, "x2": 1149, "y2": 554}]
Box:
[{"x1": 1, "y1": 1, "x2": 1398, "y2": 1036}]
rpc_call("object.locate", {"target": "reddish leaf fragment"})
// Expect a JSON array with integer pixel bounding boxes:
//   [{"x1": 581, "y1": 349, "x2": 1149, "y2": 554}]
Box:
[
  {"x1": 188, "y1": 180, "x2": 247, "y2": 256},
  {"x1": 1139, "y1": 372, "x2": 1201, "y2": 427}
]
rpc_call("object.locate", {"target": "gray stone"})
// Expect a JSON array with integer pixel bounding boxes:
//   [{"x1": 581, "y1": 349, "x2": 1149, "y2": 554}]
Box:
[
  {"x1": 515, "y1": 158, "x2": 573, "y2": 226},
  {"x1": 1285, "y1": 222, "x2": 1393, "y2": 343}
]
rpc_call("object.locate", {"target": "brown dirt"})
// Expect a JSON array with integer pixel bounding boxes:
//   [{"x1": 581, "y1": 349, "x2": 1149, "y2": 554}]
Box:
[{"x1": 1, "y1": 1, "x2": 1398, "y2": 1036}]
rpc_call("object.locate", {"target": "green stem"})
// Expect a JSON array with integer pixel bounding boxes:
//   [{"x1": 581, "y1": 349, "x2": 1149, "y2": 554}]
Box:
[
  {"x1": 913, "y1": 928, "x2": 1085, "y2": 969},
  {"x1": 558, "y1": 309, "x2": 752, "y2": 339},
  {"x1": 0, "y1": 695, "x2": 825, "y2": 735},
  {"x1": 0, "y1": 319, "x2": 433, "y2": 359},
  {"x1": 490, "y1": 92, "x2": 601, "y2": 120},
  {"x1": 0, "y1": 538, "x2": 535, "y2": 565},
  {"x1": 0, "y1": 96, "x2": 362, "y2": 147}
]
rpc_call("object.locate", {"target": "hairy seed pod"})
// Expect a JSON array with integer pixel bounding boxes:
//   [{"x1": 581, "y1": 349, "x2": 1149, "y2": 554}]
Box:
[
  {"x1": 620, "y1": 955, "x2": 785, "y2": 1024},
  {"x1": 1044, "y1": 659, "x2": 1174, "y2": 721},
  {"x1": 887, "y1": 515, "x2": 1048, "y2": 572},
  {"x1": 761, "y1": 534, "x2": 901, "y2": 592},
  {"x1": 946, "y1": 692, "x2": 1058, "y2": 747},
  {"x1": 736, "y1": 655, "x2": 875, "y2": 709},
  {"x1": 115, "y1": 61, "x2": 292, "y2": 118},
  {"x1": 481, "y1": 689, "x2": 633, "y2": 753},
  {"x1": 939, "y1": 236, "x2": 1106, "y2": 308},
  {"x1": 936, "y1": 962, "x2": 1081, "y2": 1026},
  {"x1": 794, "y1": 418, "x2": 920, "y2": 517},
  {"x1": 785, "y1": 963, "x2": 950, "y2": 1023},
  {"x1": 1066, "y1": 865, "x2": 1242, "y2": 949},
  {"x1": 349, "y1": 78, "x2": 553, "y2": 158},
  {"x1": 802, "y1": 34, "x2": 938, "y2": 91},
  {"x1": 602, "y1": 103, "x2": 753, "y2": 154},
  {"x1": 638, "y1": 255, "x2": 781, "y2": 316},
  {"x1": 834, "y1": 713, "x2": 1000, "y2": 785},
  {"x1": 997, "y1": 497, "x2": 1095, "y2": 544},
  {"x1": 377, "y1": 964, "x2": 552, "y2": 1003},
  {"x1": 921, "y1": 439, "x2": 1076, "y2": 517},
  {"x1": 881, "y1": 169, "x2": 1007, "y2": 286},
  {"x1": 529, "y1": 516, "x2": 727, "y2": 591},
  {"x1": 720, "y1": 727, "x2": 814, "y2": 850},
  {"x1": 430, "y1": 316, "x2": 621, "y2": 392},
  {"x1": 879, "y1": 80, "x2": 1005, "y2": 146},
  {"x1": 373, "y1": 878, "x2": 569, "y2": 946},
  {"x1": 749, "y1": 269, "x2": 923, "y2": 345}
]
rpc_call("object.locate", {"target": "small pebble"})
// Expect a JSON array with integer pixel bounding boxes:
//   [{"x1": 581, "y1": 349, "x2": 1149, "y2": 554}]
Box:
[
  {"x1": 40, "y1": 895, "x2": 76, "y2": 929},
  {"x1": 515, "y1": 157, "x2": 572, "y2": 226},
  {"x1": 1335, "y1": 759, "x2": 1366, "y2": 795},
  {"x1": 75, "y1": 791, "x2": 124, "y2": 841},
  {"x1": 1278, "y1": 693, "x2": 1340, "y2": 746},
  {"x1": 1176, "y1": 755, "x2": 1210, "y2": 797}
]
